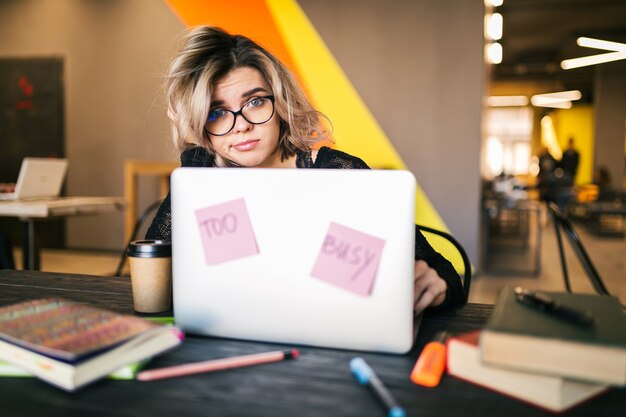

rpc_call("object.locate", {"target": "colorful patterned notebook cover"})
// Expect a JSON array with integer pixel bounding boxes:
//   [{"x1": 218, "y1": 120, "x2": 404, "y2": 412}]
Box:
[{"x1": 0, "y1": 298, "x2": 159, "y2": 361}]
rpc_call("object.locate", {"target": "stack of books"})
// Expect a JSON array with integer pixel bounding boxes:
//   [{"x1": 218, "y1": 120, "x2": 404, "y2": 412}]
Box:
[
  {"x1": 446, "y1": 287, "x2": 626, "y2": 412},
  {"x1": 0, "y1": 298, "x2": 183, "y2": 391}
]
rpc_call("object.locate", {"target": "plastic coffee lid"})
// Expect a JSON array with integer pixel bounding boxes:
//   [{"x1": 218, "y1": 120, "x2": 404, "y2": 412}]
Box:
[{"x1": 127, "y1": 240, "x2": 171, "y2": 258}]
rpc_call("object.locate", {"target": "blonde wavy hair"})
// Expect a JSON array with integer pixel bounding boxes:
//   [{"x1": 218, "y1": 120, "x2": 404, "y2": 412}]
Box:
[{"x1": 166, "y1": 26, "x2": 331, "y2": 166}]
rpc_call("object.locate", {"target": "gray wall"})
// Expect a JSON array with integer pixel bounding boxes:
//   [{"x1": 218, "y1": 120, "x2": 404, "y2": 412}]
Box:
[
  {"x1": 0, "y1": 0, "x2": 484, "y2": 265},
  {"x1": 0, "y1": 0, "x2": 184, "y2": 249},
  {"x1": 300, "y1": 0, "x2": 484, "y2": 264},
  {"x1": 594, "y1": 60, "x2": 626, "y2": 189}
]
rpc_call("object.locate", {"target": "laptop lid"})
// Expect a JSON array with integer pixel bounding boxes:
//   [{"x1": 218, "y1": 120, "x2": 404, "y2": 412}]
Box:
[
  {"x1": 12, "y1": 158, "x2": 68, "y2": 199},
  {"x1": 171, "y1": 168, "x2": 417, "y2": 353}
]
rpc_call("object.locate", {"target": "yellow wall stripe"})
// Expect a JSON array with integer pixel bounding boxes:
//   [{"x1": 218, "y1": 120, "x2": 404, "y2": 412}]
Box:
[{"x1": 265, "y1": 0, "x2": 449, "y2": 231}]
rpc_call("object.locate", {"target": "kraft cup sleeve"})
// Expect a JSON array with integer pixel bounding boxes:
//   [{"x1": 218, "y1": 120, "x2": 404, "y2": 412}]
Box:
[{"x1": 128, "y1": 256, "x2": 172, "y2": 313}]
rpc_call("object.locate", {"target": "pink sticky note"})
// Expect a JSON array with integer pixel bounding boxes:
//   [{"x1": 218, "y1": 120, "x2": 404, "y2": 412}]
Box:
[
  {"x1": 195, "y1": 198, "x2": 259, "y2": 265},
  {"x1": 310, "y1": 222, "x2": 385, "y2": 296}
]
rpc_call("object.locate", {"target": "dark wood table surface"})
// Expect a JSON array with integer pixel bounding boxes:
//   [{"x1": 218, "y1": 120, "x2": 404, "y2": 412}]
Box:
[{"x1": 0, "y1": 270, "x2": 624, "y2": 417}]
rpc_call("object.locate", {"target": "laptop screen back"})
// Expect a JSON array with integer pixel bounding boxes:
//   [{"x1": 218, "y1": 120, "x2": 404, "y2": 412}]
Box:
[
  {"x1": 13, "y1": 158, "x2": 68, "y2": 199},
  {"x1": 171, "y1": 168, "x2": 417, "y2": 353}
]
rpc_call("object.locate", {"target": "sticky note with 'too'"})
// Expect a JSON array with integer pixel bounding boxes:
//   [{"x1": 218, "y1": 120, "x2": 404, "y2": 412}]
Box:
[{"x1": 195, "y1": 198, "x2": 259, "y2": 265}]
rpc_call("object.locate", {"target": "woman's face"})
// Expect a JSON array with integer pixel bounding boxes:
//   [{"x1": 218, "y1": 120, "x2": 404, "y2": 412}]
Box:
[{"x1": 207, "y1": 67, "x2": 285, "y2": 167}]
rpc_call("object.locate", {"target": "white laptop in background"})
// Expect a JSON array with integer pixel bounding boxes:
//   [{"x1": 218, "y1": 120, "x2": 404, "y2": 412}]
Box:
[
  {"x1": 171, "y1": 168, "x2": 417, "y2": 354},
  {"x1": 0, "y1": 158, "x2": 68, "y2": 201}
]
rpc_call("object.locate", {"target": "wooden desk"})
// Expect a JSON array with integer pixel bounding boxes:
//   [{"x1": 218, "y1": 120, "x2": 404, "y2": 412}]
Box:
[
  {"x1": 0, "y1": 270, "x2": 624, "y2": 417},
  {"x1": 0, "y1": 197, "x2": 124, "y2": 270}
]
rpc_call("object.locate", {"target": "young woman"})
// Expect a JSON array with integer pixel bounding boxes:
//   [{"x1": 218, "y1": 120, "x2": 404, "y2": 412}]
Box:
[{"x1": 146, "y1": 26, "x2": 466, "y2": 313}]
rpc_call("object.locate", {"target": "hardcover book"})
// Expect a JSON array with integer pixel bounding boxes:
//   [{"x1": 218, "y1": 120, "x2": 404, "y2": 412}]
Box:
[
  {"x1": 480, "y1": 287, "x2": 626, "y2": 385},
  {"x1": 448, "y1": 331, "x2": 609, "y2": 412},
  {"x1": 0, "y1": 298, "x2": 183, "y2": 391}
]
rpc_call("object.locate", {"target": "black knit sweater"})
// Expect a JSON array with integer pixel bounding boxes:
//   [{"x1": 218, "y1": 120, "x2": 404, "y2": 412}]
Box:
[{"x1": 145, "y1": 146, "x2": 466, "y2": 310}]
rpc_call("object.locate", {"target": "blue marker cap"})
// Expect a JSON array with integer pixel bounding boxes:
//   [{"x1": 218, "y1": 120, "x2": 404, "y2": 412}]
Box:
[
  {"x1": 350, "y1": 357, "x2": 406, "y2": 417},
  {"x1": 389, "y1": 406, "x2": 406, "y2": 417},
  {"x1": 349, "y1": 357, "x2": 372, "y2": 385}
]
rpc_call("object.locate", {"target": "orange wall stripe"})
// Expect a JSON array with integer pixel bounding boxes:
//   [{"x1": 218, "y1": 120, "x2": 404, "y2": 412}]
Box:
[{"x1": 165, "y1": 0, "x2": 304, "y2": 88}]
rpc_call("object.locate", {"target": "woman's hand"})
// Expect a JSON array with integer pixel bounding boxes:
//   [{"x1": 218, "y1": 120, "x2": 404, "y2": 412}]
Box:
[{"x1": 413, "y1": 260, "x2": 447, "y2": 315}]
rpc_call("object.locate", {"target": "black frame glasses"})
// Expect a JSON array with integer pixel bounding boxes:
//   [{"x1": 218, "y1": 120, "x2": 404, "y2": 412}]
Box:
[{"x1": 205, "y1": 95, "x2": 275, "y2": 136}]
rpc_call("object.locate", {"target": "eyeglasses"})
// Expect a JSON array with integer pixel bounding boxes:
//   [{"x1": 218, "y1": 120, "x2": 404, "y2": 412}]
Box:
[{"x1": 205, "y1": 95, "x2": 275, "y2": 136}]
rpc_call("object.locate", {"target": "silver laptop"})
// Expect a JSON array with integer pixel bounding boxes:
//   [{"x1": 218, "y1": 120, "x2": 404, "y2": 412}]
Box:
[
  {"x1": 171, "y1": 168, "x2": 417, "y2": 353},
  {"x1": 0, "y1": 158, "x2": 68, "y2": 201}
]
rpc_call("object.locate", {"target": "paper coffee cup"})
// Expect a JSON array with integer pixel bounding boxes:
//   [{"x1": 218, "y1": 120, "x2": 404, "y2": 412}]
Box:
[{"x1": 127, "y1": 240, "x2": 172, "y2": 313}]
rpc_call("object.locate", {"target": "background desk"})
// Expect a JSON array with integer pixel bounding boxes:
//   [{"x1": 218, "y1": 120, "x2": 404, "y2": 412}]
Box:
[
  {"x1": 482, "y1": 198, "x2": 542, "y2": 276},
  {"x1": 0, "y1": 270, "x2": 623, "y2": 417},
  {"x1": 0, "y1": 197, "x2": 124, "y2": 270},
  {"x1": 568, "y1": 200, "x2": 626, "y2": 237}
]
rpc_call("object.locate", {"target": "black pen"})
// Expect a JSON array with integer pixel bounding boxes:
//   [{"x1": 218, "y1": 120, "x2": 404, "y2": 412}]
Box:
[{"x1": 514, "y1": 287, "x2": 594, "y2": 327}]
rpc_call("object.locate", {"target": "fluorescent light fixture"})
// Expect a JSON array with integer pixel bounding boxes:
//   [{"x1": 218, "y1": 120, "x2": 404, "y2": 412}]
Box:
[
  {"x1": 561, "y1": 37, "x2": 626, "y2": 69},
  {"x1": 485, "y1": 13, "x2": 503, "y2": 40},
  {"x1": 530, "y1": 91, "x2": 580, "y2": 109},
  {"x1": 486, "y1": 96, "x2": 529, "y2": 107},
  {"x1": 532, "y1": 100, "x2": 572, "y2": 109},
  {"x1": 485, "y1": 42, "x2": 503, "y2": 64},
  {"x1": 577, "y1": 37, "x2": 626, "y2": 52},
  {"x1": 561, "y1": 51, "x2": 626, "y2": 69},
  {"x1": 532, "y1": 90, "x2": 581, "y2": 101}
]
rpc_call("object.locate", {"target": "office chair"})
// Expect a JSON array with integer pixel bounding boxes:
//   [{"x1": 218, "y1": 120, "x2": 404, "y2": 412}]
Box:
[
  {"x1": 415, "y1": 224, "x2": 472, "y2": 301},
  {"x1": 113, "y1": 199, "x2": 163, "y2": 277},
  {"x1": 547, "y1": 202, "x2": 611, "y2": 296}
]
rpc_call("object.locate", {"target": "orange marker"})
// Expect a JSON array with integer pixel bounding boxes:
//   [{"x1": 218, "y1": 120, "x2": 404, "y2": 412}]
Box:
[{"x1": 410, "y1": 331, "x2": 449, "y2": 387}]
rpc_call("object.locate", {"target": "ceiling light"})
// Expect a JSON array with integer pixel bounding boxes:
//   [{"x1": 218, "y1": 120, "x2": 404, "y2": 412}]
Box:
[
  {"x1": 486, "y1": 96, "x2": 529, "y2": 107},
  {"x1": 485, "y1": 13, "x2": 503, "y2": 40},
  {"x1": 531, "y1": 97, "x2": 573, "y2": 109},
  {"x1": 485, "y1": 42, "x2": 503, "y2": 64},
  {"x1": 561, "y1": 37, "x2": 626, "y2": 69},
  {"x1": 577, "y1": 37, "x2": 626, "y2": 52},
  {"x1": 561, "y1": 51, "x2": 626, "y2": 69},
  {"x1": 530, "y1": 91, "x2": 580, "y2": 109},
  {"x1": 532, "y1": 90, "x2": 581, "y2": 101},
  {"x1": 532, "y1": 99, "x2": 573, "y2": 109},
  {"x1": 484, "y1": 0, "x2": 503, "y2": 6}
]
